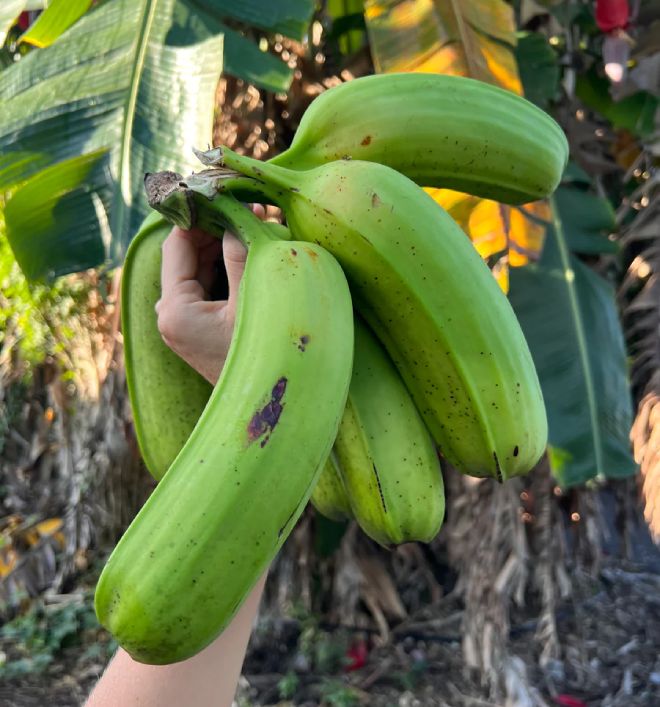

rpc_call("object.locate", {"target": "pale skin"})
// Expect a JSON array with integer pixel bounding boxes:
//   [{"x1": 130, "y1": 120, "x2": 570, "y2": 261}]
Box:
[{"x1": 86, "y1": 206, "x2": 266, "y2": 707}]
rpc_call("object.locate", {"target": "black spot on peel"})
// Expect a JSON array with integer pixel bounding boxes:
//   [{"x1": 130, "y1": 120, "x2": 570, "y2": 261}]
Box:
[
  {"x1": 493, "y1": 452, "x2": 503, "y2": 483},
  {"x1": 372, "y1": 463, "x2": 388, "y2": 513},
  {"x1": 247, "y1": 377, "x2": 287, "y2": 444},
  {"x1": 513, "y1": 446, "x2": 519, "y2": 457},
  {"x1": 297, "y1": 334, "x2": 310, "y2": 352}
]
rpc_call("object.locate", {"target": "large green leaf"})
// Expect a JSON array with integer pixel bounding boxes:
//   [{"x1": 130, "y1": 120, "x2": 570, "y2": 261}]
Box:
[
  {"x1": 515, "y1": 31, "x2": 559, "y2": 108},
  {"x1": 576, "y1": 66, "x2": 659, "y2": 137},
  {"x1": 509, "y1": 196, "x2": 637, "y2": 487},
  {"x1": 19, "y1": 0, "x2": 92, "y2": 48},
  {"x1": 171, "y1": 1, "x2": 294, "y2": 93},
  {"x1": 0, "y1": 0, "x2": 223, "y2": 279},
  {"x1": 188, "y1": 0, "x2": 315, "y2": 43},
  {"x1": 5, "y1": 150, "x2": 111, "y2": 280},
  {"x1": 553, "y1": 187, "x2": 619, "y2": 255}
]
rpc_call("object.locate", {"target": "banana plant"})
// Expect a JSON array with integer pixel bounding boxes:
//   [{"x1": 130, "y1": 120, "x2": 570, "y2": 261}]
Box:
[{"x1": 0, "y1": 0, "x2": 314, "y2": 280}]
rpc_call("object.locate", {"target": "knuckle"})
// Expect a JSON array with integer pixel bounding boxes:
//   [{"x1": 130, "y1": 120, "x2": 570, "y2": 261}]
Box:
[{"x1": 156, "y1": 301, "x2": 183, "y2": 342}]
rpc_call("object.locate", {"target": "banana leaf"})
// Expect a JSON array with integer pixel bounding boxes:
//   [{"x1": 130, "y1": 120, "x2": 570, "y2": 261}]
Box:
[
  {"x1": 364, "y1": 0, "x2": 522, "y2": 92},
  {"x1": 0, "y1": 0, "x2": 224, "y2": 280},
  {"x1": 188, "y1": 0, "x2": 315, "y2": 43},
  {"x1": 19, "y1": 0, "x2": 92, "y2": 48},
  {"x1": 509, "y1": 196, "x2": 637, "y2": 487}
]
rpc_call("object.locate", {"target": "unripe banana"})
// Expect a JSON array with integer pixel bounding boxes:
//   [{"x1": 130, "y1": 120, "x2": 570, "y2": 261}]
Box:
[
  {"x1": 310, "y1": 451, "x2": 353, "y2": 522},
  {"x1": 334, "y1": 317, "x2": 444, "y2": 547},
  {"x1": 95, "y1": 195, "x2": 354, "y2": 664},
  {"x1": 151, "y1": 152, "x2": 547, "y2": 481},
  {"x1": 268, "y1": 73, "x2": 568, "y2": 205},
  {"x1": 121, "y1": 213, "x2": 212, "y2": 481}
]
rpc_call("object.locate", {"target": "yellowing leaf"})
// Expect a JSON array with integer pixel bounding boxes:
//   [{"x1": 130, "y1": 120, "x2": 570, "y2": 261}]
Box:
[
  {"x1": 509, "y1": 201, "x2": 552, "y2": 266},
  {"x1": 425, "y1": 188, "x2": 480, "y2": 231},
  {"x1": 492, "y1": 256, "x2": 509, "y2": 294},
  {"x1": 467, "y1": 199, "x2": 508, "y2": 259},
  {"x1": 365, "y1": 0, "x2": 522, "y2": 92},
  {"x1": 0, "y1": 548, "x2": 18, "y2": 578},
  {"x1": 35, "y1": 517, "x2": 64, "y2": 538}
]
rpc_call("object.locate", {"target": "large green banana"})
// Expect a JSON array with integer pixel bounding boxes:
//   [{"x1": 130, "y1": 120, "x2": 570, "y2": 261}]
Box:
[
  {"x1": 268, "y1": 73, "x2": 568, "y2": 205},
  {"x1": 122, "y1": 212, "x2": 212, "y2": 481},
  {"x1": 95, "y1": 195, "x2": 354, "y2": 664},
  {"x1": 310, "y1": 451, "x2": 353, "y2": 522},
  {"x1": 147, "y1": 153, "x2": 547, "y2": 481},
  {"x1": 334, "y1": 317, "x2": 444, "y2": 547}
]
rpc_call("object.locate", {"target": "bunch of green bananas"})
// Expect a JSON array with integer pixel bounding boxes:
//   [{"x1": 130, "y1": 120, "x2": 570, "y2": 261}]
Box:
[{"x1": 95, "y1": 73, "x2": 568, "y2": 665}]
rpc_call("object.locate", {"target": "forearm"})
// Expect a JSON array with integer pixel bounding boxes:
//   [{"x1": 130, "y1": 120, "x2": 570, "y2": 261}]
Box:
[{"x1": 86, "y1": 571, "x2": 267, "y2": 707}]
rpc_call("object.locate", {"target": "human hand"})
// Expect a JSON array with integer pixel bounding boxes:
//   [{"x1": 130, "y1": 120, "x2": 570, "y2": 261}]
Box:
[{"x1": 155, "y1": 205, "x2": 265, "y2": 384}]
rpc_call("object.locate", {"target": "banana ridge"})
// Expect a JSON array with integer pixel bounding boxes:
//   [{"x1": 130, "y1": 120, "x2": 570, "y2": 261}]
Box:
[{"x1": 268, "y1": 73, "x2": 568, "y2": 205}]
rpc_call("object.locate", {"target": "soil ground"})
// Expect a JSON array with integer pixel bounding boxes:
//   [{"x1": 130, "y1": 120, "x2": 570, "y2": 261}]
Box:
[{"x1": 1, "y1": 557, "x2": 659, "y2": 707}]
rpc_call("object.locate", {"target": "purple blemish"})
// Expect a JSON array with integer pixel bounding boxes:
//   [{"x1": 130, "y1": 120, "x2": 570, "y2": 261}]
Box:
[{"x1": 247, "y1": 377, "x2": 287, "y2": 443}]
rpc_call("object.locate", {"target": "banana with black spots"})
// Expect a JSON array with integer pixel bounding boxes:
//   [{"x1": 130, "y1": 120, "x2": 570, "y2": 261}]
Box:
[
  {"x1": 147, "y1": 152, "x2": 548, "y2": 481},
  {"x1": 269, "y1": 73, "x2": 568, "y2": 205},
  {"x1": 334, "y1": 317, "x2": 444, "y2": 547},
  {"x1": 95, "y1": 194, "x2": 354, "y2": 664}
]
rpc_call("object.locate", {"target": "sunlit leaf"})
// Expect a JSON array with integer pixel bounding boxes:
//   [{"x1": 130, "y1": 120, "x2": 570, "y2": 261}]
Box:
[
  {"x1": 19, "y1": 0, "x2": 92, "y2": 48},
  {"x1": 467, "y1": 199, "x2": 508, "y2": 260},
  {"x1": 5, "y1": 151, "x2": 111, "y2": 280},
  {"x1": 326, "y1": 0, "x2": 368, "y2": 55},
  {"x1": 365, "y1": 0, "x2": 522, "y2": 93},
  {"x1": 508, "y1": 201, "x2": 552, "y2": 266},
  {"x1": 425, "y1": 188, "x2": 480, "y2": 230},
  {"x1": 492, "y1": 256, "x2": 509, "y2": 293}
]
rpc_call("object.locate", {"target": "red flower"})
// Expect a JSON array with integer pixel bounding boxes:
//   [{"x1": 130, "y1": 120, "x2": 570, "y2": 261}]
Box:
[
  {"x1": 17, "y1": 12, "x2": 31, "y2": 30},
  {"x1": 345, "y1": 640, "x2": 368, "y2": 671},
  {"x1": 595, "y1": 0, "x2": 629, "y2": 32},
  {"x1": 554, "y1": 695, "x2": 587, "y2": 707}
]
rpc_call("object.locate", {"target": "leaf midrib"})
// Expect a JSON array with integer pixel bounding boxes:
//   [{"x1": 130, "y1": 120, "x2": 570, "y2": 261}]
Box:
[
  {"x1": 113, "y1": 0, "x2": 158, "y2": 242},
  {"x1": 550, "y1": 193, "x2": 603, "y2": 475}
]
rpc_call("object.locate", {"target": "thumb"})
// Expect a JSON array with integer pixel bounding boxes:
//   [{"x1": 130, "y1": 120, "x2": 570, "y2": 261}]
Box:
[{"x1": 223, "y1": 230, "x2": 247, "y2": 313}]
